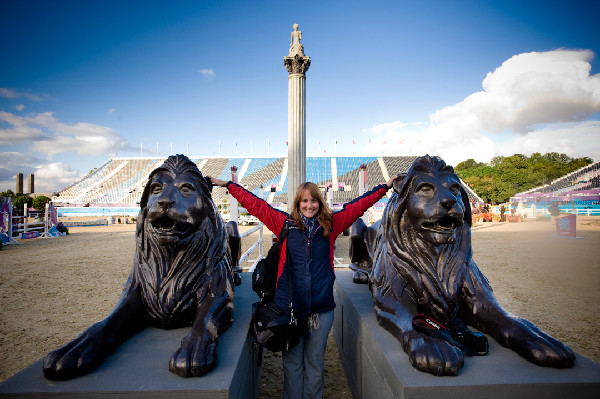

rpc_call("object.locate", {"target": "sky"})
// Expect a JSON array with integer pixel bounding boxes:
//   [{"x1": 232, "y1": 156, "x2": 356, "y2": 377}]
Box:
[{"x1": 1, "y1": 0, "x2": 599, "y2": 193}]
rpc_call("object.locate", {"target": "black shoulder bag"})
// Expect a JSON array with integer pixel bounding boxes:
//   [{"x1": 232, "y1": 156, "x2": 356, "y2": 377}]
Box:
[
  {"x1": 252, "y1": 224, "x2": 289, "y2": 300},
  {"x1": 249, "y1": 224, "x2": 300, "y2": 365}
]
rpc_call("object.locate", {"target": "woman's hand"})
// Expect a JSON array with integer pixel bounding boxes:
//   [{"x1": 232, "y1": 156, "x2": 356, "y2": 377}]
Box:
[
  {"x1": 386, "y1": 174, "x2": 400, "y2": 189},
  {"x1": 207, "y1": 176, "x2": 228, "y2": 187}
]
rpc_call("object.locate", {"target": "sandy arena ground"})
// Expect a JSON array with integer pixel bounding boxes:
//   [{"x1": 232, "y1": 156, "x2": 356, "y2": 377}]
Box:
[{"x1": 1, "y1": 216, "x2": 599, "y2": 398}]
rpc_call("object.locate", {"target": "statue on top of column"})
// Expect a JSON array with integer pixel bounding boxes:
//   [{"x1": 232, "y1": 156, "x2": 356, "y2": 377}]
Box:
[{"x1": 288, "y1": 23, "x2": 305, "y2": 57}]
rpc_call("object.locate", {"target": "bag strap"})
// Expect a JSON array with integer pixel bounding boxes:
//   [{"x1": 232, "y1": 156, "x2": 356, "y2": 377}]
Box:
[
  {"x1": 278, "y1": 222, "x2": 290, "y2": 241},
  {"x1": 280, "y1": 223, "x2": 295, "y2": 323}
]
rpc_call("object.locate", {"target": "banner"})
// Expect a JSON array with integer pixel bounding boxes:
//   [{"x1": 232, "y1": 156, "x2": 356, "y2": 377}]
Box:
[
  {"x1": 48, "y1": 203, "x2": 59, "y2": 227},
  {"x1": 556, "y1": 214, "x2": 576, "y2": 237},
  {"x1": 0, "y1": 202, "x2": 10, "y2": 241}
]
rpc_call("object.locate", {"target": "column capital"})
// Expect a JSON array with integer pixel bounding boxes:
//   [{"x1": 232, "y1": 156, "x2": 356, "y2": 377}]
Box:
[{"x1": 284, "y1": 54, "x2": 311, "y2": 75}]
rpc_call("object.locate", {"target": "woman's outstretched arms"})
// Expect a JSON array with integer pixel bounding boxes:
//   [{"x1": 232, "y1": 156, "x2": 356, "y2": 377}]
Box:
[
  {"x1": 206, "y1": 176, "x2": 287, "y2": 234},
  {"x1": 208, "y1": 176, "x2": 228, "y2": 187}
]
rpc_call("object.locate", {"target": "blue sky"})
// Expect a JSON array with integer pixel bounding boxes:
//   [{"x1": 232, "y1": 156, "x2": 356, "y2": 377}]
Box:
[{"x1": 1, "y1": 0, "x2": 599, "y2": 193}]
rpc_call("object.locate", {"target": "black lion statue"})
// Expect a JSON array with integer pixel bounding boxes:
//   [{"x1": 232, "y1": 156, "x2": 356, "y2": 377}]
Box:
[
  {"x1": 350, "y1": 155, "x2": 575, "y2": 376},
  {"x1": 43, "y1": 155, "x2": 236, "y2": 380}
]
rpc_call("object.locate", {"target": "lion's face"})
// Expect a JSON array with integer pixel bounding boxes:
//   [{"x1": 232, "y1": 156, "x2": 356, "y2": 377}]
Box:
[
  {"x1": 145, "y1": 170, "x2": 209, "y2": 246},
  {"x1": 405, "y1": 171, "x2": 465, "y2": 245}
]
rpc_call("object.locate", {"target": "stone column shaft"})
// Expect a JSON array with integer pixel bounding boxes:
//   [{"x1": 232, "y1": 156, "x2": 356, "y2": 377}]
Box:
[{"x1": 288, "y1": 73, "x2": 306, "y2": 210}]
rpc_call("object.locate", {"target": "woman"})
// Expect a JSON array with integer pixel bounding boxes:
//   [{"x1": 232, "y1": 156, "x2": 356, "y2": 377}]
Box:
[{"x1": 209, "y1": 175, "x2": 397, "y2": 399}]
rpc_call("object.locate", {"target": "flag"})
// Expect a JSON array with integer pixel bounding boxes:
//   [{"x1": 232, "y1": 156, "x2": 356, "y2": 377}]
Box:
[
  {"x1": 353, "y1": 139, "x2": 355, "y2": 144},
  {"x1": 286, "y1": 140, "x2": 288, "y2": 146},
  {"x1": 369, "y1": 138, "x2": 372, "y2": 144}
]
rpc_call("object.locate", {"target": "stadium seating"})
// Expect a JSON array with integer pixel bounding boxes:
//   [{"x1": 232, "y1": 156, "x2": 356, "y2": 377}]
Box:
[
  {"x1": 52, "y1": 156, "x2": 485, "y2": 207},
  {"x1": 510, "y1": 161, "x2": 600, "y2": 215}
]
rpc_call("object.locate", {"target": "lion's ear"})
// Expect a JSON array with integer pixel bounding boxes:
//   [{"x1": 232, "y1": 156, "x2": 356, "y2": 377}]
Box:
[
  {"x1": 460, "y1": 186, "x2": 472, "y2": 227},
  {"x1": 392, "y1": 174, "x2": 407, "y2": 193},
  {"x1": 139, "y1": 177, "x2": 154, "y2": 209},
  {"x1": 203, "y1": 176, "x2": 213, "y2": 194}
]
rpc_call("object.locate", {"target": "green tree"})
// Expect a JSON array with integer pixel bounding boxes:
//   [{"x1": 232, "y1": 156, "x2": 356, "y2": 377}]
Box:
[
  {"x1": 32, "y1": 196, "x2": 51, "y2": 213},
  {"x1": 13, "y1": 195, "x2": 32, "y2": 215},
  {"x1": 1, "y1": 189, "x2": 15, "y2": 198},
  {"x1": 455, "y1": 153, "x2": 593, "y2": 204}
]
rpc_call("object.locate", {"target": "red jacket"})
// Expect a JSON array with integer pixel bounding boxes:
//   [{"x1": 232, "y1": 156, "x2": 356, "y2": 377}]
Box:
[{"x1": 227, "y1": 182, "x2": 389, "y2": 322}]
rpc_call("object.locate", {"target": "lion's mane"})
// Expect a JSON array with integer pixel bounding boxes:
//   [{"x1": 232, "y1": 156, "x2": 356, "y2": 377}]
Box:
[
  {"x1": 132, "y1": 156, "x2": 233, "y2": 329},
  {"x1": 371, "y1": 155, "x2": 474, "y2": 323}
]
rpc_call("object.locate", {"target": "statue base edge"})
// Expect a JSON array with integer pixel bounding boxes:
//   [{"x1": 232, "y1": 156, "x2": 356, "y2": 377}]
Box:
[
  {"x1": 0, "y1": 272, "x2": 261, "y2": 399},
  {"x1": 333, "y1": 270, "x2": 600, "y2": 399}
]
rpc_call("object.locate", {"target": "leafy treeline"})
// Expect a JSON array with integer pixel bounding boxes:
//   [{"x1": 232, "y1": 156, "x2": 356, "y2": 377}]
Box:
[
  {"x1": 0, "y1": 189, "x2": 51, "y2": 216},
  {"x1": 455, "y1": 152, "x2": 593, "y2": 204}
]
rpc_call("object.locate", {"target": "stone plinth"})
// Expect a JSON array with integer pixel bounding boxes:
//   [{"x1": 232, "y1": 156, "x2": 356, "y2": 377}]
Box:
[
  {"x1": 0, "y1": 273, "x2": 261, "y2": 399},
  {"x1": 333, "y1": 270, "x2": 600, "y2": 399},
  {"x1": 284, "y1": 41, "x2": 310, "y2": 212}
]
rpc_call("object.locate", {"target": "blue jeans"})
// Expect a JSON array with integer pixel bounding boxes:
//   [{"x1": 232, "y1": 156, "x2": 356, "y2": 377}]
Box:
[{"x1": 282, "y1": 310, "x2": 335, "y2": 399}]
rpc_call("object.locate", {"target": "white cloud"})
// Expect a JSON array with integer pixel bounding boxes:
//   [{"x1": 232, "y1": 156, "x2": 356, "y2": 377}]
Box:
[
  {"x1": 0, "y1": 152, "x2": 41, "y2": 179},
  {"x1": 33, "y1": 162, "x2": 82, "y2": 193},
  {"x1": 0, "y1": 154, "x2": 83, "y2": 193},
  {"x1": 431, "y1": 49, "x2": 600, "y2": 134},
  {"x1": 0, "y1": 111, "x2": 48, "y2": 144},
  {"x1": 362, "y1": 121, "x2": 495, "y2": 167},
  {"x1": 0, "y1": 111, "x2": 132, "y2": 158},
  {"x1": 363, "y1": 49, "x2": 600, "y2": 166},
  {"x1": 0, "y1": 87, "x2": 42, "y2": 101},
  {"x1": 0, "y1": 152, "x2": 41, "y2": 192},
  {"x1": 198, "y1": 68, "x2": 216, "y2": 79},
  {"x1": 15, "y1": 104, "x2": 25, "y2": 111},
  {"x1": 495, "y1": 120, "x2": 600, "y2": 161},
  {"x1": 108, "y1": 108, "x2": 115, "y2": 114}
]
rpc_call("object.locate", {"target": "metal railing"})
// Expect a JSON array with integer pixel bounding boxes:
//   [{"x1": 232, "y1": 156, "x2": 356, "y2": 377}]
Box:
[{"x1": 238, "y1": 223, "x2": 265, "y2": 272}]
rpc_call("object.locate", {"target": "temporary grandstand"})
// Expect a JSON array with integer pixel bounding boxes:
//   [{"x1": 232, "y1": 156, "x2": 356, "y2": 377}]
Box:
[
  {"x1": 52, "y1": 156, "x2": 484, "y2": 215},
  {"x1": 510, "y1": 160, "x2": 600, "y2": 215}
]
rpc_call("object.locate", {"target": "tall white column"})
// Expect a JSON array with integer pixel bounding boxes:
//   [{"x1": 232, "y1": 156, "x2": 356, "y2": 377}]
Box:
[
  {"x1": 358, "y1": 164, "x2": 368, "y2": 224},
  {"x1": 229, "y1": 165, "x2": 239, "y2": 222},
  {"x1": 284, "y1": 24, "x2": 310, "y2": 213}
]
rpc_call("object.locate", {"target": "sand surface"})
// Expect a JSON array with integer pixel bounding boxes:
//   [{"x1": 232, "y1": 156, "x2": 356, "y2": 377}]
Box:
[{"x1": 1, "y1": 217, "x2": 599, "y2": 398}]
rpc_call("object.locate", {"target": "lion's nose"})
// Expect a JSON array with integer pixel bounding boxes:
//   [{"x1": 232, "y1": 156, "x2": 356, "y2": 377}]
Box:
[
  {"x1": 157, "y1": 198, "x2": 175, "y2": 210},
  {"x1": 440, "y1": 193, "x2": 457, "y2": 210}
]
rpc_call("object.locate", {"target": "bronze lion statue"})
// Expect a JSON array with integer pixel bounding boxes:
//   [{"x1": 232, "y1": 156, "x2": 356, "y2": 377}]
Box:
[
  {"x1": 350, "y1": 155, "x2": 575, "y2": 376},
  {"x1": 43, "y1": 155, "x2": 235, "y2": 380}
]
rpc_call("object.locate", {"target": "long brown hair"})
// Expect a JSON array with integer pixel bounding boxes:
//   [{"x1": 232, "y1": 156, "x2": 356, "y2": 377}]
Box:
[{"x1": 290, "y1": 182, "x2": 333, "y2": 238}]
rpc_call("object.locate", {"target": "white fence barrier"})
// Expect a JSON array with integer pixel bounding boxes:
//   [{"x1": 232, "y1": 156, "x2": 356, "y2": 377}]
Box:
[
  {"x1": 0, "y1": 201, "x2": 65, "y2": 245},
  {"x1": 237, "y1": 223, "x2": 265, "y2": 272}
]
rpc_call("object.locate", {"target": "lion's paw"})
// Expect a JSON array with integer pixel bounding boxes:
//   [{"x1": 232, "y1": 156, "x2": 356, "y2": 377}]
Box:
[
  {"x1": 403, "y1": 331, "x2": 464, "y2": 376},
  {"x1": 42, "y1": 323, "x2": 106, "y2": 380},
  {"x1": 514, "y1": 329, "x2": 576, "y2": 368},
  {"x1": 169, "y1": 334, "x2": 218, "y2": 377},
  {"x1": 352, "y1": 270, "x2": 369, "y2": 284}
]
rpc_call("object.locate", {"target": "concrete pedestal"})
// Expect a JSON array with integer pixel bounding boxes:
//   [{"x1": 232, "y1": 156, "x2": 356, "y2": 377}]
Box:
[
  {"x1": 0, "y1": 273, "x2": 261, "y2": 399},
  {"x1": 333, "y1": 270, "x2": 600, "y2": 399}
]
